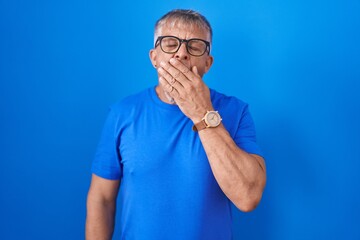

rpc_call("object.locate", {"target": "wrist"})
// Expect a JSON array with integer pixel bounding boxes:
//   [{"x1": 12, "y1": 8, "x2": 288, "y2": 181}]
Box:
[
  {"x1": 191, "y1": 107, "x2": 214, "y2": 124},
  {"x1": 192, "y1": 109, "x2": 222, "y2": 132}
]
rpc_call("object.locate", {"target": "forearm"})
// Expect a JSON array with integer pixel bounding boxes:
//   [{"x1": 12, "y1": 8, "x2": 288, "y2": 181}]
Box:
[
  {"x1": 198, "y1": 124, "x2": 266, "y2": 212},
  {"x1": 86, "y1": 197, "x2": 116, "y2": 240}
]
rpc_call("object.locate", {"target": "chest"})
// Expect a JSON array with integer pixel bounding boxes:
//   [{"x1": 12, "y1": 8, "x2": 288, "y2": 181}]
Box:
[{"x1": 118, "y1": 109, "x2": 211, "y2": 184}]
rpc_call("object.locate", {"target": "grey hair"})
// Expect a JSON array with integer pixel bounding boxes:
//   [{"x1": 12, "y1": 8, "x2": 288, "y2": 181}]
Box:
[{"x1": 154, "y1": 9, "x2": 213, "y2": 45}]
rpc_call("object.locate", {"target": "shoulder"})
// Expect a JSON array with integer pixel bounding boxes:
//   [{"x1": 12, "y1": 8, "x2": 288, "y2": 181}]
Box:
[
  {"x1": 109, "y1": 87, "x2": 152, "y2": 115},
  {"x1": 210, "y1": 89, "x2": 254, "y2": 135},
  {"x1": 210, "y1": 89, "x2": 248, "y2": 113}
]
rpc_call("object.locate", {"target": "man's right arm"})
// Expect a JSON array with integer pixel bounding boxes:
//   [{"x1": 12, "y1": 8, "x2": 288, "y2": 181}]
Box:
[{"x1": 86, "y1": 174, "x2": 120, "y2": 240}]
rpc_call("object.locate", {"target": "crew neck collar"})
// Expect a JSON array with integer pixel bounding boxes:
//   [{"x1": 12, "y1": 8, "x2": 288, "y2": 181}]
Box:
[{"x1": 149, "y1": 86, "x2": 181, "y2": 111}]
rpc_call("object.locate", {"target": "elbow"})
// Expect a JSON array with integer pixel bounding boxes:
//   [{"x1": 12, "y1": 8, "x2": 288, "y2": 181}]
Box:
[
  {"x1": 234, "y1": 195, "x2": 262, "y2": 212},
  {"x1": 234, "y1": 179, "x2": 266, "y2": 212}
]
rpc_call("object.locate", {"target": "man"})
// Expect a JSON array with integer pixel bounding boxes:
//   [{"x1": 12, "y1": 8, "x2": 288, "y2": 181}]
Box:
[{"x1": 86, "y1": 9, "x2": 266, "y2": 240}]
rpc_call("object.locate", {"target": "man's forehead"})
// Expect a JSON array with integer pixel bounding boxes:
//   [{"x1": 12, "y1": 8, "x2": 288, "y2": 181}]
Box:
[{"x1": 158, "y1": 20, "x2": 210, "y2": 40}]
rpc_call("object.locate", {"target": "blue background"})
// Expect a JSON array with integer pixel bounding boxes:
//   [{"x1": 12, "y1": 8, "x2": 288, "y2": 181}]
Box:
[{"x1": 1, "y1": 0, "x2": 359, "y2": 239}]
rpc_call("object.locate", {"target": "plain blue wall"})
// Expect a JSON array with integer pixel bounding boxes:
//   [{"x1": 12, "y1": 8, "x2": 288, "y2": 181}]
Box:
[{"x1": 1, "y1": 0, "x2": 359, "y2": 239}]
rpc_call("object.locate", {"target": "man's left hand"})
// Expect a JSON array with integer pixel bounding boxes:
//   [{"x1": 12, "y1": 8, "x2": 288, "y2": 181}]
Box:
[{"x1": 157, "y1": 58, "x2": 213, "y2": 123}]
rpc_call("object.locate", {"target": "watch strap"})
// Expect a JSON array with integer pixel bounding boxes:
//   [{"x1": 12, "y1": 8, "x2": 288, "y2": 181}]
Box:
[{"x1": 192, "y1": 119, "x2": 207, "y2": 132}]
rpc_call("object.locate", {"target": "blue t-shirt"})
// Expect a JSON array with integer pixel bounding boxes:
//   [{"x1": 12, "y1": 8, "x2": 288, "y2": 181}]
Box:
[{"x1": 92, "y1": 86, "x2": 263, "y2": 240}]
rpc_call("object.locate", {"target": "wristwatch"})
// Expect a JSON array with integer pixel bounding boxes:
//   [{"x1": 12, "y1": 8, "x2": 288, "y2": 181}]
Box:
[{"x1": 192, "y1": 110, "x2": 222, "y2": 132}]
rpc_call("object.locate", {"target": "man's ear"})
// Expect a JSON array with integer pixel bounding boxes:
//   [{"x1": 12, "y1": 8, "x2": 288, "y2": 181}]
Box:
[
  {"x1": 204, "y1": 55, "x2": 214, "y2": 74},
  {"x1": 149, "y1": 49, "x2": 157, "y2": 68}
]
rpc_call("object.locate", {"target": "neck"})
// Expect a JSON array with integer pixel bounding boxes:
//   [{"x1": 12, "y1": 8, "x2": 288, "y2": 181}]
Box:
[{"x1": 155, "y1": 85, "x2": 176, "y2": 105}]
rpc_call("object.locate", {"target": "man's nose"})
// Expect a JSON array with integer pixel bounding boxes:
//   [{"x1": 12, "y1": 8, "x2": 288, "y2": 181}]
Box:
[{"x1": 175, "y1": 42, "x2": 189, "y2": 60}]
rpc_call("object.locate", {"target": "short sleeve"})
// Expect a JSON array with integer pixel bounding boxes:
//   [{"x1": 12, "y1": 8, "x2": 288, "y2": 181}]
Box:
[
  {"x1": 234, "y1": 104, "x2": 264, "y2": 157},
  {"x1": 91, "y1": 107, "x2": 122, "y2": 180}
]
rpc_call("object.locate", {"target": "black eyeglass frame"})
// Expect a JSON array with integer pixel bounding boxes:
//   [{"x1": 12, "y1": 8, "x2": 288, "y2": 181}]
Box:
[{"x1": 154, "y1": 35, "x2": 211, "y2": 57}]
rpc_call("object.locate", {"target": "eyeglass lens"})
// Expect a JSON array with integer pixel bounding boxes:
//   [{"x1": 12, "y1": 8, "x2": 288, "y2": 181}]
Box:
[{"x1": 160, "y1": 37, "x2": 207, "y2": 56}]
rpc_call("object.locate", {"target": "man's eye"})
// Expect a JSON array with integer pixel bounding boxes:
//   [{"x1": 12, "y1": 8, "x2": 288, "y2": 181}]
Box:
[
  {"x1": 165, "y1": 44, "x2": 178, "y2": 48},
  {"x1": 188, "y1": 46, "x2": 201, "y2": 51}
]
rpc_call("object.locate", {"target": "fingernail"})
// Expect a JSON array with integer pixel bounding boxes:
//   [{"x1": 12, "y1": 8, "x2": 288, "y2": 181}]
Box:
[
  {"x1": 170, "y1": 58, "x2": 176, "y2": 64},
  {"x1": 160, "y1": 61, "x2": 166, "y2": 67}
]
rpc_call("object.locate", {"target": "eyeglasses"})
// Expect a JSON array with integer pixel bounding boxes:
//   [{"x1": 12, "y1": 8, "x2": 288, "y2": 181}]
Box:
[{"x1": 155, "y1": 35, "x2": 210, "y2": 57}]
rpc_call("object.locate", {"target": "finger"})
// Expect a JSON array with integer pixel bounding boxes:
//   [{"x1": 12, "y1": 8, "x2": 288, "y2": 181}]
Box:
[
  {"x1": 162, "y1": 74, "x2": 183, "y2": 96},
  {"x1": 159, "y1": 76, "x2": 180, "y2": 99},
  {"x1": 192, "y1": 66, "x2": 200, "y2": 77},
  {"x1": 158, "y1": 65, "x2": 190, "y2": 100},
  {"x1": 158, "y1": 66, "x2": 185, "y2": 90},
  {"x1": 169, "y1": 58, "x2": 197, "y2": 82},
  {"x1": 159, "y1": 76, "x2": 174, "y2": 93},
  {"x1": 160, "y1": 61, "x2": 191, "y2": 88}
]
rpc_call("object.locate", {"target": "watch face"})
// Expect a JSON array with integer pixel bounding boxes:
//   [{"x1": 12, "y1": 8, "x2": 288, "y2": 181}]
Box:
[{"x1": 205, "y1": 111, "x2": 221, "y2": 127}]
